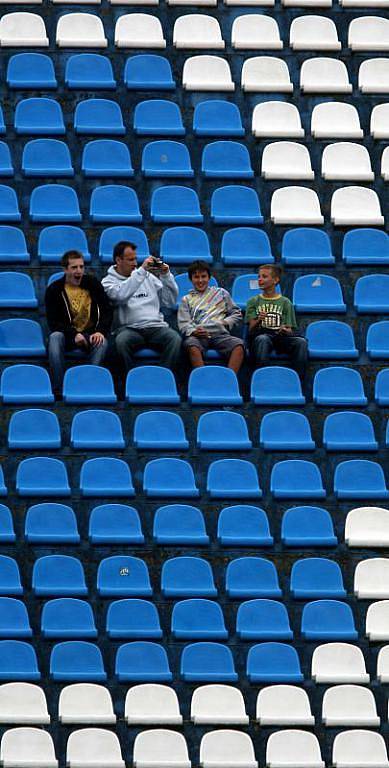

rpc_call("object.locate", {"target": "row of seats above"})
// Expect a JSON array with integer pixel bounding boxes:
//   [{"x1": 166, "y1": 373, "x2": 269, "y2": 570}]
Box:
[
  {"x1": 4, "y1": 98, "x2": 389, "y2": 142},
  {"x1": 0, "y1": 184, "x2": 385, "y2": 226},
  {"x1": 1, "y1": 637, "x2": 389, "y2": 682}
]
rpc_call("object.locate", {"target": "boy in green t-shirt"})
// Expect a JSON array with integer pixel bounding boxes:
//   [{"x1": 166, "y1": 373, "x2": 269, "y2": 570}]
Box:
[{"x1": 245, "y1": 264, "x2": 307, "y2": 380}]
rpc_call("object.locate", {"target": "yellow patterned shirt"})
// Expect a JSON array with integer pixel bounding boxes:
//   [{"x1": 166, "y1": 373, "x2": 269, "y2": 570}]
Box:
[{"x1": 64, "y1": 285, "x2": 92, "y2": 332}]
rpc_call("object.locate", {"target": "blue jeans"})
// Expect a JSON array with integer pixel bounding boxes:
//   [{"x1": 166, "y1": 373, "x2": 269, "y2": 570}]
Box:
[
  {"x1": 115, "y1": 325, "x2": 182, "y2": 372},
  {"x1": 251, "y1": 332, "x2": 308, "y2": 381},
  {"x1": 48, "y1": 331, "x2": 108, "y2": 392}
]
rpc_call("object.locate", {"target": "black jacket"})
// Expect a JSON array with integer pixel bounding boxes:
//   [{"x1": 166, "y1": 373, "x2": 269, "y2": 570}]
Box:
[{"x1": 45, "y1": 274, "x2": 112, "y2": 345}]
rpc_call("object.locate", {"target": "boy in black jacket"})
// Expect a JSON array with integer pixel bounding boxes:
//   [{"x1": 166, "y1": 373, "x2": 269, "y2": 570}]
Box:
[{"x1": 45, "y1": 250, "x2": 112, "y2": 395}]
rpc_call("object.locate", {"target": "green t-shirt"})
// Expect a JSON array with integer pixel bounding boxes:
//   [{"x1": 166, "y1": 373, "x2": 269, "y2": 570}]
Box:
[{"x1": 245, "y1": 294, "x2": 297, "y2": 330}]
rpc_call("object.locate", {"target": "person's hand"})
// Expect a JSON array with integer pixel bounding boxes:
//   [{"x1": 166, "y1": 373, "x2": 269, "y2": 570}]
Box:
[
  {"x1": 142, "y1": 256, "x2": 156, "y2": 271},
  {"x1": 90, "y1": 332, "x2": 105, "y2": 347},
  {"x1": 257, "y1": 310, "x2": 267, "y2": 322},
  {"x1": 74, "y1": 333, "x2": 88, "y2": 348},
  {"x1": 277, "y1": 325, "x2": 292, "y2": 334},
  {"x1": 192, "y1": 327, "x2": 210, "y2": 338},
  {"x1": 159, "y1": 262, "x2": 169, "y2": 274}
]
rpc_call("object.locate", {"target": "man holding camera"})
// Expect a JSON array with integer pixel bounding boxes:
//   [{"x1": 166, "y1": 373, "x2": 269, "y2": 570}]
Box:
[{"x1": 102, "y1": 240, "x2": 181, "y2": 372}]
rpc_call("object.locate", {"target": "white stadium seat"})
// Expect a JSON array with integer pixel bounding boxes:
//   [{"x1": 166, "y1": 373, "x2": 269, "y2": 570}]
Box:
[
  {"x1": 377, "y1": 646, "x2": 389, "y2": 682},
  {"x1": 174, "y1": 15, "x2": 224, "y2": 48},
  {"x1": 359, "y1": 58, "x2": 389, "y2": 92},
  {"x1": 381, "y1": 146, "x2": 389, "y2": 179},
  {"x1": 191, "y1": 685, "x2": 249, "y2": 724},
  {"x1": 271, "y1": 187, "x2": 323, "y2": 225},
  {"x1": 115, "y1": 14, "x2": 166, "y2": 47},
  {"x1": 169, "y1": 0, "x2": 215, "y2": 5},
  {"x1": 283, "y1": 0, "x2": 332, "y2": 8},
  {"x1": 111, "y1": 0, "x2": 158, "y2": 6},
  {"x1": 67, "y1": 729, "x2": 124, "y2": 768},
  {"x1": 311, "y1": 103, "x2": 363, "y2": 138},
  {"x1": 252, "y1": 102, "x2": 304, "y2": 137},
  {"x1": 125, "y1": 684, "x2": 182, "y2": 725},
  {"x1": 331, "y1": 187, "x2": 384, "y2": 226},
  {"x1": 1, "y1": 727, "x2": 57, "y2": 768},
  {"x1": 0, "y1": 684, "x2": 49, "y2": 725},
  {"x1": 261, "y1": 142, "x2": 314, "y2": 179},
  {"x1": 311, "y1": 643, "x2": 369, "y2": 683},
  {"x1": 322, "y1": 685, "x2": 380, "y2": 726},
  {"x1": 345, "y1": 507, "x2": 389, "y2": 547},
  {"x1": 290, "y1": 16, "x2": 341, "y2": 50},
  {"x1": 242, "y1": 57, "x2": 292, "y2": 91},
  {"x1": 0, "y1": 12, "x2": 48, "y2": 45},
  {"x1": 232, "y1": 15, "x2": 282, "y2": 49},
  {"x1": 321, "y1": 143, "x2": 374, "y2": 180},
  {"x1": 349, "y1": 16, "x2": 389, "y2": 51},
  {"x1": 371, "y1": 104, "x2": 389, "y2": 138},
  {"x1": 56, "y1": 13, "x2": 107, "y2": 47},
  {"x1": 341, "y1": 0, "x2": 389, "y2": 7},
  {"x1": 58, "y1": 684, "x2": 116, "y2": 724},
  {"x1": 256, "y1": 685, "x2": 314, "y2": 726},
  {"x1": 354, "y1": 558, "x2": 389, "y2": 598},
  {"x1": 225, "y1": 0, "x2": 274, "y2": 7},
  {"x1": 200, "y1": 730, "x2": 257, "y2": 768},
  {"x1": 266, "y1": 731, "x2": 324, "y2": 768},
  {"x1": 133, "y1": 729, "x2": 190, "y2": 768},
  {"x1": 332, "y1": 730, "x2": 389, "y2": 768},
  {"x1": 301, "y1": 58, "x2": 352, "y2": 92},
  {"x1": 366, "y1": 600, "x2": 389, "y2": 640},
  {"x1": 183, "y1": 56, "x2": 234, "y2": 90}
]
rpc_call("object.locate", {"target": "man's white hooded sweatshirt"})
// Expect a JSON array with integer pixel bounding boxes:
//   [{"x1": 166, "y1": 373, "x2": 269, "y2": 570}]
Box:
[{"x1": 102, "y1": 265, "x2": 179, "y2": 330}]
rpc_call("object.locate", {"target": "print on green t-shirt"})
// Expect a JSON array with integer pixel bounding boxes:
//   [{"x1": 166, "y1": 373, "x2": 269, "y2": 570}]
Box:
[{"x1": 245, "y1": 295, "x2": 297, "y2": 329}]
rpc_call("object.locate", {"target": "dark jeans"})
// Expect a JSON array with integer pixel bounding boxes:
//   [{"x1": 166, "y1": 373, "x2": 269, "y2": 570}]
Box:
[
  {"x1": 48, "y1": 331, "x2": 108, "y2": 392},
  {"x1": 115, "y1": 325, "x2": 182, "y2": 372},
  {"x1": 250, "y1": 331, "x2": 308, "y2": 380}
]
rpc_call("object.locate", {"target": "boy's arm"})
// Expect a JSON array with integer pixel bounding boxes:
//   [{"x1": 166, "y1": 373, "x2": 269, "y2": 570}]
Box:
[
  {"x1": 177, "y1": 297, "x2": 197, "y2": 336},
  {"x1": 245, "y1": 296, "x2": 266, "y2": 333},
  {"x1": 159, "y1": 270, "x2": 179, "y2": 309},
  {"x1": 278, "y1": 298, "x2": 297, "y2": 333},
  {"x1": 223, "y1": 291, "x2": 242, "y2": 331}
]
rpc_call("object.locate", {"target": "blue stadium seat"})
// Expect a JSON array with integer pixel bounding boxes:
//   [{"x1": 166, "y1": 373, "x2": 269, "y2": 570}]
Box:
[
  {"x1": 343, "y1": 228, "x2": 389, "y2": 265},
  {"x1": 0, "y1": 143, "x2": 13, "y2": 176},
  {"x1": 376, "y1": 369, "x2": 389, "y2": 406},
  {"x1": 41, "y1": 599, "x2": 96, "y2": 639},
  {"x1": 0, "y1": 273, "x2": 37, "y2": 308},
  {"x1": 151, "y1": 186, "x2": 203, "y2": 223},
  {"x1": 0, "y1": 557, "x2": 22, "y2": 595},
  {"x1": 194, "y1": 101, "x2": 244, "y2": 137},
  {"x1": 0, "y1": 506, "x2": 15, "y2": 543},
  {"x1": 153, "y1": 505, "x2": 209, "y2": 546},
  {"x1": 251, "y1": 367, "x2": 305, "y2": 406},
  {"x1": 0, "y1": 109, "x2": 5, "y2": 135},
  {"x1": 237, "y1": 599, "x2": 292, "y2": 640},
  {"x1": 16, "y1": 457, "x2": 70, "y2": 496},
  {"x1": 281, "y1": 506, "x2": 337, "y2": 548},
  {"x1": 271, "y1": 460, "x2": 326, "y2": 499},
  {"x1": 142, "y1": 141, "x2": 193, "y2": 178},
  {"x1": 323, "y1": 412, "x2": 378, "y2": 451},
  {"x1": 367, "y1": 321, "x2": 389, "y2": 359},
  {"x1": 50, "y1": 642, "x2": 106, "y2": 681},
  {"x1": 99, "y1": 226, "x2": 149, "y2": 263},
  {"x1": 231, "y1": 274, "x2": 263, "y2": 309},
  {"x1": 282, "y1": 229, "x2": 335, "y2": 266},
  {"x1": 247, "y1": 643, "x2": 303, "y2": 683},
  {"x1": 160, "y1": 227, "x2": 212, "y2": 265},
  {"x1": 89, "y1": 504, "x2": 144, "y2": 545},
  {"x1": 0, "y1": 641, "x2": 40, "y2": 680},
  {"x1": 197, "y1": 412, "x2": 251, "y2": 450},
  {"x1": 8, "y1": 409, "x2": 60, "y2": 449},
  {"x1": 202, "y1": 142, "x2": 253, "y2": 178},
  {"x1": 0, "y1": 187, "x2": 20, "y2": 221},
  {"x1": 97, "y1": 556, "x2": 152, "y2": 597},
  {"x1": 65, "y1": 54, "x2": 116, "y2": 89},
  {"x1": 107, "y1": 599, "x2": 162, "y2": 639},
  {"x1": 116, "y1": 642, "x2": 172, "y2": 682},
  {"x1": 30, "y1": 185, "x2": 81, "y2": 222},
  {"x1": 15, "y1": 98, "x2": 65, "y2": 135},
  {"x1": 74, "y1": 99, "x2": 125, "y2": 135},
  {"x1": 175, "y1": 272, "x2": 218, "y2": 307},
  {"x1": 0, "y1": 598, "x2": 31, "y2": 638},
  {"x1": 0, "y1": 364, "x2": 54, "y2": 404},
  {"x1": 293, "y1": 275, "x2": 346, "y2": 313},
  {"x1": 221, "y1": 228, "x2": 273, "y2": 266},
  {"x1": 38, "y1": 226, "x2": 90, "y2": 263},
  {"x1": 188, "y1": 366, "x2": 242, "y2": 405},
  {"x1": 334, "y1": 460, "x2": 389, "y2": 499},
  {"x1": 134, "y1": 411, "x2": 188, "y2": 450},
  {"x1": 25, "y1": 503, "x2": 80, "y2": 544},
  {"x1": 0, "y1": 227, "x2": 29, "y2": 263},
  {"x1": 218, "y1": 505, "x2": 273, "y2": 547},
  {"x1": 313, "y1": 367, "x2": 367, "y2": 406},
  {"x1": 260, "y1": 411, "x2": 314, "y2": 450},
  {"x1": 144, "y1": 458, "x2": 199, "y2": 498},
  {"x1": 307, "y1": 321, "x2": 358, "y2": 359},
  {"x1": 0, "y1": 320, "x2": 45, "y2": 357},
  {"x1": 90, "y1": 186, "x2": 142, "y2": 224},
  {"x1": 80, "y1": 458, "x2": 134, "y2": 497},
  {"x1": 64, "y1": 366, "x2": 116, "y2": 404},
  {"x1": 207, "y1": 459, "x2": 262, "y2": 499},
  {"x1": 134, "y1": 100, "x2": 184, "y2": 135},
  {"x1": 0, "y1": 468, "x2": 9, "y2": 498},
  {"x1": 211, "y1": 186, "x2": 263, "y2": 225},
  {"x1": 226, "y1": 557, "x2": 281, "y2": 599},
  {"x1": 161, "y1": 557, "x2": 216, "y2": 597},
  {"x1": 355, "y1": 275, "x2": 389, "y2": 313},
  {"x1": 291, "y1": 558, "x2": 346, "y2": 599},
  {"x1": 172, "y1": 600, "x2": 227, "y2": 640},
  {"x1": 7, "y1": 53, "x2": 57, "y2": 89},
  {"x1": 22, "y1": 139, "x2": 73, "y2": 177},
  {"x1": 126, "y1": 366, "x2": 179, "y2": 404},
  {"x1": 71, "y1": 410, "x2": 125, "y2": 450},
  {"x1": 32, "y1": 555, "x2": 87, "y2": 596},
  {"x1": 82, "y1": 140, "x2": 134, "y2": 177},
  {"x1": 181, "y1": 643, "x2": 237, "y2": 682},
  {"x1": 124, "y1": 55, "x2": 175, "y2": 90},
  {"x1": 301, "y1": 600, "x2": 357, "y2": 640}
]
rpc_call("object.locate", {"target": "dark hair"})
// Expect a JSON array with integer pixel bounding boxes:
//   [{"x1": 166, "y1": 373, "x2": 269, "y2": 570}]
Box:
[
  {"x1": 259, "y1": 264, "x2": 282, "y2": 281},
  {"x1": 61, "y1": 250, "x2": 84, "y2": 268},
  {"x1": 113, "y1": 241, "x2": 137, "y2": 263},
  {"x1": 188, "y1": 260, "x2": 211, "y2": 279}
]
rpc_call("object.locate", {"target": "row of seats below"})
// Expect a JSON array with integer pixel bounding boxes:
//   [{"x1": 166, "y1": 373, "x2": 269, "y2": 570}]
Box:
[
  {"x1": 1, "y1": 726, "x2": 388, "y2": 768},
  {"x1": 0, "y1": 553, "x2": 387, "y2": 599},
  {"x1": 4, "y1": 408, "x2": 389, "y2": 453},
  {"x1": 0, "y1": 681, "x2": 386, "y2": 727},
  {"x1": 0, "y1": 638, "x2": 388, "y2": 682},
  {"x1": 5, "y1": 99, "x2": 389, "y2": 142}
]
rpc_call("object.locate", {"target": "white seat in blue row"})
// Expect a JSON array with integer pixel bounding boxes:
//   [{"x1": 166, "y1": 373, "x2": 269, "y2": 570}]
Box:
[
  {"x1": 183, "y1": 56, "x2": 234, "y2": 90},
  {"x1": 115, "y1": 15, "x2": 166, "y2": 48},
  {"x1": 232, "y1": 16, "x2": 282, "y2": 49},
  {"x1": 311, "y1": 103, "x2": 363, "y2": 138},
  {"x1": 346, "y1": 507, "x2": 389, "y2": 548},
  {"x1": 290, "y1": 16, "x2": 341, "y2": 50},
  {"x1": 174, "y1": 16, "x2": 224, "y2": 48},
  {"x1": 355, "y1": 559, "x2": 389, "y2": 599},
  {"x1": 261, "y1": 142, "x2": 314, "y2": 180},
  {"x1": 311, "y1": 643, "x2": 369, "y2": 683},
  {"x1": 0, "y1": 13, "x2": 48, "y2": 46},
  {"x1": 349, "y1": 16, "x2": 389, "y2": 50},
  {"x1": 322, "y1": 143, "x2": 374, "y2": 181},
  {"x1": 359, "y1": 59, "x2": 389, "y2": 93},
  {"x1": 331, "y1": 187, "x2": 384, "y2": 226},
  {"x1": 301, "y1": 58, "x2": 352, "y2": 92},
  {"x1": 271, "y1": 187, "x2": 323, "y2": 225},
  {"x1": 242, "y1": 57, "x2": 293, "y2": 91},
  {"x1": 56, "y1": 14, "x2": 107, "y2": 47},
  {"x1": 252, "y1": 102, "x2": 304, "y2": 137}
]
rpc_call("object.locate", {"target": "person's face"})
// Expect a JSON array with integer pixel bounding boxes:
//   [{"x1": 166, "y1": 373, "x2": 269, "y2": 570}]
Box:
[
  {"x1": 64, "y1": 257, "x2": 85, "y2": 286},
  {"x1": 258, "y1": 267, "x2": 278, "y2": 293},
  {"x1": 116, "y1": 247, "x2": 137, "y2": 277},
  {"x1": 191, "y1": 269, "x2": 210, "y2": 293}
]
